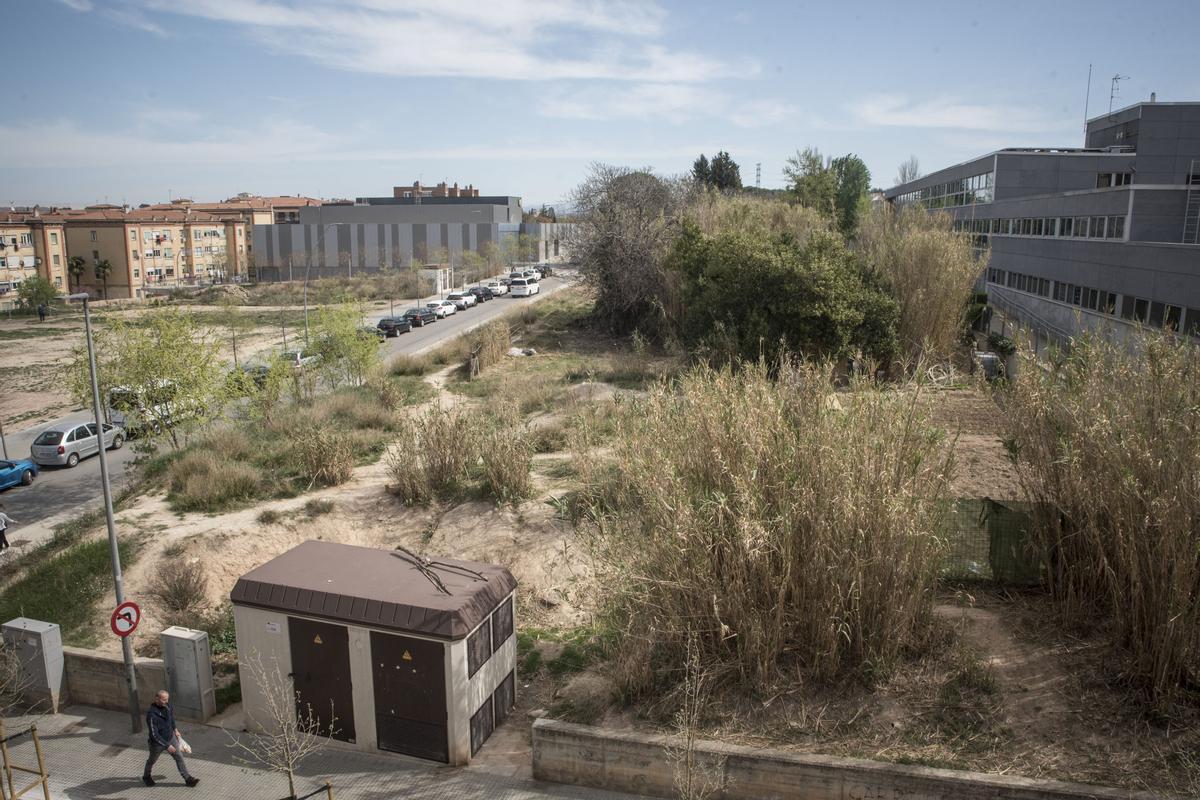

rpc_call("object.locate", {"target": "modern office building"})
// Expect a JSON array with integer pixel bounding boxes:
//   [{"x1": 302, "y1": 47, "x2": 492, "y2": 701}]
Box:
[
  {"x1": 885, "y1": 100, "x2": 1200, "y2": 351},
  {"x1": 252, "y1": 183, "x2": 571, "y2": 281}
]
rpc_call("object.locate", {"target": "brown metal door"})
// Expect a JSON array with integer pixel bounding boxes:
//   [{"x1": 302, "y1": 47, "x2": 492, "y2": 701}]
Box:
[
  {"x1": 370, "y1": 631, "x2": 447, "y2": 762},
  {"x1": 288, "y1": 617, "x2": 356, "y2": 744}
]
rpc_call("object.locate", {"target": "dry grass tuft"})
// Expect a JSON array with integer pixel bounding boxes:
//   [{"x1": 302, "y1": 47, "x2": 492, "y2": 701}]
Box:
[
  {"x1": 167, "y1": 451, "x2": 261, "y2": 511},
  {"x1": 289, "y1": 426, "x2": 355, "y2": 488},
  {"x1": 1005, "y1": 330, "x2": 1200, "y2": 704},
  {"x1": 582, "y1": 359, "x2": 955, "y2": 694}
]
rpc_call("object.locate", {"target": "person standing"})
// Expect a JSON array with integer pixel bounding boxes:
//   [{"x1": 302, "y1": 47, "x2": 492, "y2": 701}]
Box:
[
  {"x1": 36, "y1": 303, "x2": 46, "y2": 322},
  {"x1": 143, "y1": 690, "x2": 199, "y2": 787},
  {"x1": 0, "y1": 504, "x2": 14, "y2": 550}
]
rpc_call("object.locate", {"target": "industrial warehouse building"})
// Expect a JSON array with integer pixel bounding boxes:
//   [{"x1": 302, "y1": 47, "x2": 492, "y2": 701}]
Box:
[
  {"x1": 885, "y1": 100, "x2": 1200, "y2": 351},
  {"x1": 230, "y1": 541, "x2": 517, "y2": 765},
  {"x1": 252, "y1": 182, "x2": 571, "y2": 281}
]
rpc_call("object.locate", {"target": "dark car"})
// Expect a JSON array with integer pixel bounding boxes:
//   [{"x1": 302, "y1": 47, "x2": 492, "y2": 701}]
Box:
[
  {"x1": 468, "y1": 286, "x2": 493, "y2": 302},
  {"x1": 403, "y1": 307, "x2": 437, "y2": 327},
  {"x1": 377, "y1": 316, "x2": 413, "y2": 337},
  {"x1": 358, "y1": 326, "x2": 387, "y2": 343}
]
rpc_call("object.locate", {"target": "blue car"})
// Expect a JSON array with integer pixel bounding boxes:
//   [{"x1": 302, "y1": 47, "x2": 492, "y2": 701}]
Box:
[{"x1": 0, "y1": 458, "x2": 37, "y2": 490}]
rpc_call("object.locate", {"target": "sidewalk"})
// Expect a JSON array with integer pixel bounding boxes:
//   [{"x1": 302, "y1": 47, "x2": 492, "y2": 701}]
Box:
[{"x1": 3, "y1": 705, "x2": 637, "y2": 800}]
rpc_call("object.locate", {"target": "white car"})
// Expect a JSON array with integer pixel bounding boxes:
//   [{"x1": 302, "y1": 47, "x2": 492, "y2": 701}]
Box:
[
  {"x1": 486, "y1": 281, "x2": 508, "y2": 296},
  {"x1": 427, "y1": 300, "x2": 457, "y2": 318},
  {"x1": 448, "y1": 292, "x2": 477, "y2": 308},
  {"x1": 510, "y1": 278, "x2": 540, "y2": 297}
]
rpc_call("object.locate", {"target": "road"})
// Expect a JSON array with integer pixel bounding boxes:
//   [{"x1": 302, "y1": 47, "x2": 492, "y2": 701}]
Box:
[{"x1": 0, "y1": 274, "x2": 572, "y2": 544}]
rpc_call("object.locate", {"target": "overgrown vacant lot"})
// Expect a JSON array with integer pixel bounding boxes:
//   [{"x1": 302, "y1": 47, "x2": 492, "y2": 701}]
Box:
[{"x1": 2, "y1": 291, "x2": 1195, "y2": 795}]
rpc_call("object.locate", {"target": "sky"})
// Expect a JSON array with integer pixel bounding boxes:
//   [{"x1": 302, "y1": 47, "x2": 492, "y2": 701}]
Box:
[{"x1": 3, "y1": 0, "x2": 1198, "y2": 209}]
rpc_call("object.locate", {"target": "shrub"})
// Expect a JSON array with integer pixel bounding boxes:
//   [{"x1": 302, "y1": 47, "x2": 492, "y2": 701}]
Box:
[
  {"x1": 167, "y1": 451, "x2": 261, "y2": 512},
  {"x1": 1005, "y1": 330, "x2": 1200, "y2": 704},
  {"x1": 386, "y1": 407, "x2": 477, "y2": 504},
  {"x1": 986, "y1": 332, "x2": 1016, "y2": 356},
  {"x1": 471, "y1": 321, "x2": 512, "y2": 375},
  {"x1": 257, "y1": 509, "x2": 282, "y2": 525},
  {"x1": 584, "y1": 360, "x2": 953, "y2": 694},
  {"x1": 146, "y1": 560, "x2": 210, "y2": 624},
  {"x1": 304, "y1": 498, "x2": 334, "y2": 516},
  {"x1": 390, "y1": 354, "x2": 432, "y2": 376},
  {"x1": 288, "y1": 426, "x2": 355, "y2": 489},
  {"x1": 479, "y1": 414, "x2": 534, "y2": 505}
]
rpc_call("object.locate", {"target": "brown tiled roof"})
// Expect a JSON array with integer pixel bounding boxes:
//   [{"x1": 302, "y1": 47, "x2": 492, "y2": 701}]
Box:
[
  {"x1": 229, "y1": 541, "x2": 517, "y2": 640},
  {"x1": 37, "y1": 207, "x2": 242, "y2": 224}
]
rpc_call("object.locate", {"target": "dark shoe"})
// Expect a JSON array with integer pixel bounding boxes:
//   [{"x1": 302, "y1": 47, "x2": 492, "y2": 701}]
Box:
[
  {"x1": 143, "y1": 775, "x2": 155, "y2": 786},
  {"x1": 185, "y1": 777, "x2": 199, "y2": 787}
]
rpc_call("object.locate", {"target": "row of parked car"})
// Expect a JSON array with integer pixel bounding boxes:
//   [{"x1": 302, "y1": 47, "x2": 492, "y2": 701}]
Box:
[
  {"x1": 0, "y1": 419, "x2": 127, "y2": 489},
  {"x1": 375, "y1": 268, "x2": 545, "y2": 337}
]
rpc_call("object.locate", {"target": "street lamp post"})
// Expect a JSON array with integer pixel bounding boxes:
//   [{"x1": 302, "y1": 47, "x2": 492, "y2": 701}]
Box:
[{"x1": 65, "y1": 292, "x2": 141, "y2": 734}]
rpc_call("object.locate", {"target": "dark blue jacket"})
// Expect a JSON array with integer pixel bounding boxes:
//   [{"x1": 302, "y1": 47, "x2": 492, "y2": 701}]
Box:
[{"x1": 146, "y1": 702, "x2": 176, "y2": 747}]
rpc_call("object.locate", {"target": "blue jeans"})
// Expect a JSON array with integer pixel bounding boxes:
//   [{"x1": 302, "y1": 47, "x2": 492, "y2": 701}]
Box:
[{"x1": 144, "y1": 735, "x2": 191, "y2": 780}]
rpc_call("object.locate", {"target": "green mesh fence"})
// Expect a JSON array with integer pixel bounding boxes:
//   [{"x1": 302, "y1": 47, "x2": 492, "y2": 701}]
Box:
[{"x1": 939, "y1": 498, "x2": 1042, "y2": 585}]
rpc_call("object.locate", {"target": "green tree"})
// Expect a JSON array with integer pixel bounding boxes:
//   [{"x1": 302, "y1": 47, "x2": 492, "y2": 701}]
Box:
[
  {"x1": 830, "y1": 154, "x2": 871, "y2": 237},
  {"x1": 67, "y1": 255, "x2": 86, "y2": 292},
  {"x1": 691, "y1": 154, "x2": 710, "y2": 185},
  {"x1": 312, "y1": 302, "x2": 380, "y2": 388},
  {"x1": 783, "y1": 147, "x2": 837, "y2": 216},
  {"x1": 709, "y1": 151, "x2": 742, "y2": 191},
  {"x1": 94, "y1": 258, "x2": 113, "y2": 299},
  {"x1": 667, "y1": 221, "x2": 897, "y2": 364},
  {"x1": 17, "y1": 275, "x2": 58, "y2": 311},
  {"x1": 67, "y1": 307, "x2": 224, "y2": 449}
]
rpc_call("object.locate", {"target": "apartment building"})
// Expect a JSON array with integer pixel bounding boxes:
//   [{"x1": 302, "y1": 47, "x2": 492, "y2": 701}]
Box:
[
  {"x1": 0, "y1": 211, "x2": 69, "y2": 299},
  {"x1": 885, "y1": 100, "x2": 1200, "y2": 351},
  {"x1": 50, "y1": 207, "x2": 247, "y2": 300}
]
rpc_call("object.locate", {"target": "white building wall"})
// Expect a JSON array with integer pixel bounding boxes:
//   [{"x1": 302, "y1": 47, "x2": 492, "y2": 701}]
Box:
[{"x1": 232, "y1": 605, "x2": 293, "y2": 735}]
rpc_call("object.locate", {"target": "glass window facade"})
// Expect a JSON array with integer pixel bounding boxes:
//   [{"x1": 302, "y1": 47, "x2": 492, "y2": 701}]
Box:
[{"x1": 895, "y1": 170, "x2": 994, "y2": 208}]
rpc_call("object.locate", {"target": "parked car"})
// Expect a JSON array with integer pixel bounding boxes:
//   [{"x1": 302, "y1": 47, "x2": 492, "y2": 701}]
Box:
[
  {"x1": 522, "y1": 270, "x2": 540, "y2": 283},
  {"x1": 359, "y1": 326, "x2": 387, "y2": 343},
  {"x1": 377, "y1": 316, "x2": 413, "y2": 337},
  {"x1": 447, "y1": 292, "x2": 476, "y2": 309},
  {"x1": 509, "y1": 277, "x2": 540, "y2": 297},
  {"x1": 499, "y1": 277, "x2": 512, "y2": 287},
  {"x1": 0, "y1": 458, "x2": 37, "y2": 490},
  {"x1": 427, "y1": 300, "x2": 457, "y2": 318},
  {"x1": 508, "y1": 271, "x2": 524, "y2": 282},
  {"x1": 486, "y1": 281, "x2": 508, "y2": 296},
  {"x1": 281, "y1": 350, "x2": 320, "y2": 370},
  {"x1": 403, "y1": 306, "x2": 437, "y2": 327},
  {"x1": 467, "y1": 286, "x2": 493, "y2": 303},
  {"x1": 30, "y1": 422, "x2": 124, "y2": 468},
  {"x1": 526, "y1": 267, "x2": 543, "y2": 280},
  {"x1": 108, "y1": 380, "x2": 199, "y2": 437}
]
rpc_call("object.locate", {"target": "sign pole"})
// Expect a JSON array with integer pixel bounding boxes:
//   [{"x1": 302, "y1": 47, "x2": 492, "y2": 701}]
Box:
[{"x1": 75, "y1": 295, "x2": 142, "y2": 733}]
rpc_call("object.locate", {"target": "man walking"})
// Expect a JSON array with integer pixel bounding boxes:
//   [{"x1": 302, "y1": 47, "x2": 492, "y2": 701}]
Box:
[
  {"x1": 0, "y1": 504, "x2": 14, "y2": 551},
  {"x1": 36, "y1": 303, "x2": 46, "y2": 323},
  {"x1": 144, "y1": 690, "x2": 199, "y2": 787}
]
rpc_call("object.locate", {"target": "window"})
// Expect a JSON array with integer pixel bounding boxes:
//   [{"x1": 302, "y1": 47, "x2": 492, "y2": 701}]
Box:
[
  {"x1": 467, "y1": 620, "x2": 492, "y2": 678},
  {"x1": 133, "y1": 269, "x2": 140, "y2": 279},
  {"x1": 1135, "y1": 298, "x2": 1149, "y2": 322},
  {"x1": 1149, "y1": 302, "x2": 1166, "y2": 328},
  {"x1": 1165, "y1": 305, "x2": 1182, "y2": 331},
  {"x1": 92, "y1": 250, "x2": 99, "y2": 261},
  {"x1": 470, "y1": 699, "x2": 495, "y2": 756},
  {"x1": 50, "y1": 232, "x2": 58, "y2": 245},
  {"x1": 152, "y1": 249, "x2": 161, "y2": 257},
  {"x1": 52, "y1": 254, "x2": 60, "y2": 266},
  {"x1": 1121, "y1": 296, "x2": 1137, "y2": 320},
  {"x1": 1108, "y1": 216, "x2": 1125, "y2": 239},
  {"x1": 133, "y1": 250, "x2": 139, "y2": 260},
  {"x1": 1186, "y1": 309, "x2": 1200, "y2": 336},
  {"x1": 130, "y1": 231, "x2": 137, "y2": 242},
  {"x1": 90, "y1": 230, "x2": 97, "y2": 241},
  {"x1": 1090, "y1": 217, "x2": 1106, "y2": 238},
  {"x1": 1060, "y1": 217, "x2": 1073, "y2": 237},
  {"x1": 493, "y1": 670, "x2": 515, "y2": 728},
  {"x1": 1074, "y1": 217, "x2": 1088, "y2": 237},
  {"x1": 164, "y1": 248, "x2": 173, "y2": 258},
  {"x1": 1072, "y1": 286, "x2": 1082, "y2": 306},
  {"x1": 489, "y1": 597, "x2": 513, "y2": 647},
  {"x1": 54, "y1": 277, "x2": 61, "y2": 287}
]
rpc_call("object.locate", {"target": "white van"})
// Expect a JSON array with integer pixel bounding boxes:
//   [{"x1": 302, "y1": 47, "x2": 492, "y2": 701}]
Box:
[{"x1": 509, "y1": 278, "x2": 540, "y2": 297}]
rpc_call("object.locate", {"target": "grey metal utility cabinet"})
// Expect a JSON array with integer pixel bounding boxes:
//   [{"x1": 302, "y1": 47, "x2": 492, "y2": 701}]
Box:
[
  {"x1": 160, "y1": 626, "x2": 216, "y2": 722},
  {"x1": 2, "y1": 618, "x2": 64, "y2": 713}
]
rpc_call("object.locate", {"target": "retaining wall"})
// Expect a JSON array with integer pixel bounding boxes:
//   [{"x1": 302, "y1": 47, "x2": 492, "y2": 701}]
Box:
[
  {"x1": 531, "y1": 718, "x2": 1162, "y2": 800},
  {"x1": 62, "y1": 646, "x2": 166, "y2": 715}
]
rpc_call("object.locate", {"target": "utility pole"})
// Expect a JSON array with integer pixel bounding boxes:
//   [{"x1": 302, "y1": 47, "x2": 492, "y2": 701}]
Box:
[{"x1": 66, "y1": 292, "x2": 141, "y2": 734}]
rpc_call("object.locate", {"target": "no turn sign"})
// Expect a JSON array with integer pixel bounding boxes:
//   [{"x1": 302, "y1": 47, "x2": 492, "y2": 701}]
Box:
[{"x1": 110, "y1": 601, "x2": 141, "y2": 638}]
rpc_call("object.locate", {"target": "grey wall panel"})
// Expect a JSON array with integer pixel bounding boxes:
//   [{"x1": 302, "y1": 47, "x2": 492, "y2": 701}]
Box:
[
  {"x1": 277, "y1": 225, "x2": 292, "y2": 268},
  {"x1": 376, "y1": 224, "x2": 386, "y2": 269},
  {"x1": 337, "y1": 225, "x2": 351, "y2": 269},
  {"x1": 440, "y1": 224, "x2": 450, "y2": 260},
  {"x1": 398, "y1": 224, "x2": 413, "y2": 266},
  {"x1": 412, "y1": 224, "x2": 428, "y2": 262}
]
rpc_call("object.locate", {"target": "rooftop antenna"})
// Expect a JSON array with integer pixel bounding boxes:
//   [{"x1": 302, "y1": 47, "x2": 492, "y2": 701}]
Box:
[
  {"x1": 1083, "y1": 64, "x2": 1092, "y2": 133},
  {"x1": 1109, "y1": 73, "x2": 1129, "y2": 116},
  {"x1": 755, "y1": 162, "x2": 762, "y2": 188}
]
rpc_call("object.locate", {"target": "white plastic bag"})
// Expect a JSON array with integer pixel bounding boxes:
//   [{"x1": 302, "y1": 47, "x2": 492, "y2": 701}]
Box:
[{"x1": 177, "y1": 736, "x2": 192, "y2": 755}]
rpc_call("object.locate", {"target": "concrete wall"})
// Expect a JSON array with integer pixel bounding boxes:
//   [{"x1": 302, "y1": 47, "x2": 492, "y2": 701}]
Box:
[
  {"x1": 231, "y1": 604, "x2": 293, "y2": 735},
  {"x1": 61, "y1": 646, "x2": 166, "y2": 716},
  {"x1": 531, "y1": 718, "x2": 1165, "y2": 800}
]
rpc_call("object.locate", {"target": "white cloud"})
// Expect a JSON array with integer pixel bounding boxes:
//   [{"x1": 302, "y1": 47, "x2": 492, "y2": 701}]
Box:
[
  {"x1": 539, "y1": 83, "x2": 794, "y2": 128},
  {"x1": 95, "y1": 0, "x2": 751, "y2": 82},
  {"x1": 56, "y1": 0, "x2": 93, "y2": 11},
  {"x1": 103, "y1": 7, "x2": 168, "y2": 37},
  {"x1": 851, "y1": 94, "x2": 1072, "y2": 133}
]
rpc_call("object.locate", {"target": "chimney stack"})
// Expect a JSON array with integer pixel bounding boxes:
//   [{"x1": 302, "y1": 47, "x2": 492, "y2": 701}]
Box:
[{"x1": 1150, "y1": 92, "x2": 1157, "y2": 103}]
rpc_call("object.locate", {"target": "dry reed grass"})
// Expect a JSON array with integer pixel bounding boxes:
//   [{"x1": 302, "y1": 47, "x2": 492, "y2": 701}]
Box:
[
  {"x1": 1005, "y1": 330, "x2": 1200, "y2": 704},
  {"x1": 581, "y1": 360, "x2": 955, "y2": 694}
]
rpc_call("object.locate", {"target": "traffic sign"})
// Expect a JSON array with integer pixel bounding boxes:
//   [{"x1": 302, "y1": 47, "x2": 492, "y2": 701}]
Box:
[{"x1": 110, "y1": 601, "x2": 140, "y2": 638}]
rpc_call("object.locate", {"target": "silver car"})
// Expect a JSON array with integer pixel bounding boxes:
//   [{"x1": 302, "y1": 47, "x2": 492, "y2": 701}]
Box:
[{"x1": 30, "y1": 422, "x2": 125, "y2": 468}]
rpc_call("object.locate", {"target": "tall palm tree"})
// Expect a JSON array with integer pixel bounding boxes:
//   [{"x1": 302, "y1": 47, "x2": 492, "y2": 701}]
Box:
[
  {"x1": 94, "y1": 258, "x2": 112, "y2": 300},
  {"x1": 67, "y1": 255, "x2": 86, "y2": 292}
]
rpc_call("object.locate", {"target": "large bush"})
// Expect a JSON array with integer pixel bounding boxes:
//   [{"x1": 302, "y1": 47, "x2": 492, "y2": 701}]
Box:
[
  {"x1": 1005, "y1": 331, "x2": 1200, "y2": 704},
  {"x1": 582, "y1": 361, "x2": 953, "y2": 694},
  {"x1": 667, "y1": 223, "x2": 898, "y2": 363}
]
